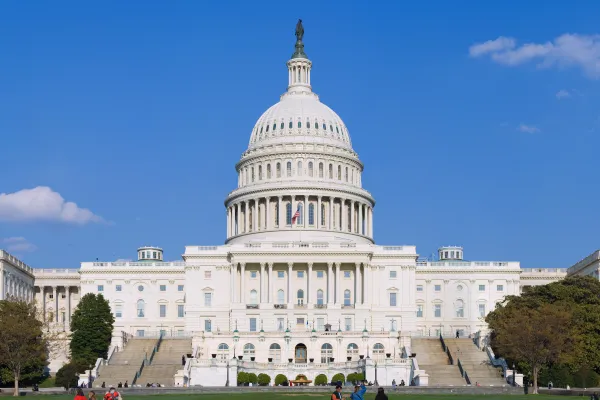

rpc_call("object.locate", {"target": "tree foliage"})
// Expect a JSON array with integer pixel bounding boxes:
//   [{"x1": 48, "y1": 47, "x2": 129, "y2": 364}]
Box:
[
  {"x1": 332, "y1": 373, "x2": 345, "y2": 383},
  {"x1": 314, "y1": 374, "x2": 328, "y2": 386},
  {"x1": 247, "y1": 372, "x2": 258, "y2": 385},
  {"x1": 70, "y1": 294, "x2": 114, "y2": 367},
  {"x1": 55, "y1": 363, "x2": 79, "y2": 390},
  {"x1": 0, "y1": 299, "x2": 48, "y2": 396},
  {"x1": 274, "y1": 374, "x2": 288, "y2": 386},
  {"x1": 257, "y1": 373, "x2": 271, "y2": 386},
  {"x1": 237, "y1": 371, "x2": 248, "y2": 385}
]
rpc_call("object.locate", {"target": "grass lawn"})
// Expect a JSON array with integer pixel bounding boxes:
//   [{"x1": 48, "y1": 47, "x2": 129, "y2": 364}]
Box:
[{"x1": 27, "y1": 394, "x2": 556, "y2": 400}]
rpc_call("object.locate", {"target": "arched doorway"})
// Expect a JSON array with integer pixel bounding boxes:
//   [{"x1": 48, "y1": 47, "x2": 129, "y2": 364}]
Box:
[{"x1": 295, "y1": 343, "x2": 307, "y2": 363}]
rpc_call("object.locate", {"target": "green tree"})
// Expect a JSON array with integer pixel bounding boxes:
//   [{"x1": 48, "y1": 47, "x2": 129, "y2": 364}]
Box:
[
  {"x1": 237, "y1": 371, "x2": 248, "y2": 386},
  {"x1": 257, "y1": 373, "x2": 271, "y2": 386},
  {"x1": 0, "y1": 299, "x2": 48, "y2": 396},
  {"x1": 70, "y1": 294, "x2": 114, "y2": 367},
  {"x1": 274, "y1": 374, "x2": 288, "y2": 386},
  {"x1": 332, "y1": 373, "x2": 345, "y2": 384},
  {"x1": 55, "y1": 363, "x2": 79, "y2": 390},
  {"x1": 314, "y1": 374, "x2": 328, "y2": 386},
  {"x1": 248, "y1": 372, "x2": 258, "y2": 385}
]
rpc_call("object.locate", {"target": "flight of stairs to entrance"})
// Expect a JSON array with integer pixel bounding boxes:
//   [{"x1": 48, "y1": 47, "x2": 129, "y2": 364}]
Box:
[
  {"x1": 95, "y1": 339, "x2": 158, "y2": 388},
  {"x1": 444, "y1": 338, "x2": 506, "y2": 386},
  {"x1": 412, "y1": 338, "x2": 466, "y2": 386},
  {"x1": 137, "y1": 338, "x2": 192, "y2": 387}
]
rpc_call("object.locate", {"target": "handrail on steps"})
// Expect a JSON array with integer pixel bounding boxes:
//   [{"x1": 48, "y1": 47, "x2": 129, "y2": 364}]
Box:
[{"x1": 132, "y1": 331, "x2": 164, "y2": 384}]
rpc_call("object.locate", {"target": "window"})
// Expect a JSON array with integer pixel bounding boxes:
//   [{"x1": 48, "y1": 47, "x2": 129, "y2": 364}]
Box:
[
  {"x1": 478, "y1": 303, "x2": 486, "y2": 317},
  {"x1": 390, "y1": 271, "x2": 397, "y2": 278},
  {"x1": 317, "y1": 318, "x2": 324, "y2": 331},
  {"x1": 136, "y1": 330, "x2": 145, "y2": 337},
  {"x1": 298, "y1": 120, "x2": 301, "y2": 128},
  {"x1": 116, "y1": 285, "x2": 122, "y2": 292},
  {"x1": 434, "y1": 304, "x2": 442, "y2": 318},
  {"x1": 269, "y1": 343, "x2": 281, "y2": 361},
  {"x1": 344, "y1": 271, "x2": 351, "y2": 278},
  {"x1": 250, "y1": 271, "x2": 257, "y2": 278},
  {"x1": 328, "y1": 164, "x2": 333, "y2": 179},
  {"x1": 297, "y1": 317, "x2": 304, "y2": 326},
  {"x1": 250, "y1": 290, "x2": 258, "y2": 305},
  {"x1": 321, "y1": 343, "x2": 333, "y2": 363},
  {"x1": 297, "y1": 161, "x2": 302, "y2": 176},
  {"x1": 267, "y1": 164, "x2": 271, "y2": 179},
  {"x1": 319, "y1": 162, "x2": 324, "y2": 178},
  {"x1": 479, "y1": 284, "x2": 486, "y2": 291},
  {"x1": 178, "y1": 285, "x2": 184, "y2": 292},
  {"x1": 390, "y1": 292, "x2": 397, "y2": 307},
  {"x1": 307, "y1": 121, "x2": 310, "y2": 129},
  {"x1": 297, "y1": 289, "x2": 304, "y2": 305},
  {"x1": 249, "y1": 318, "x2": 257, "y2": 332},
  {"x1": 286, "y1": 161, "x2": 292, "y2": 177},
  {"x1": 344, "y1": 290, "x2": 351, "y2": 306},
  {"x1": 416, "y1": 285, "x2": 423, "y2": 292},
  {"x1": 276, "y1": 163, "x2": 281, "y2": 178},
  {"x1": 373, "y1": 343, "x2": 385, "y2": 360},
  {"x1": 205, "y1": 319, "x2": 212, "y2": 332},
  {"x1": 345, "y1": 317, "x2": 352, "y2": 331},
  {"x1": 347, "y1": 343, "x2": 358, "y2": 359},
  {"x1": 204, "y1": 271, "x2": 211, "y2": 279},
  {"x1": 137, "y1": 300, "x2": 145, "y2": 318},
  {"x1": 251, "y1": 167, "x2": 255, "y2": 182},
  {"x1": 177, "y1": 304, "x2": 184, "y2": 318},
  {"x1": 281, "y1": 122, "x2": 284, "y2": 130},
  {"x1": 244, "y1": 343, "x2": 255, "y2": 357},
  {"x1": 497, "y1": 284, "x2": 504, "y2": 291},
  {"x1": 160, "y1": 285, "x2": 166, "y2": 292},
  {"x1": 317, "y1": 289, "x2": 324, "y2": 305},
  {"x1": 297, "y1": 202, "x2": 303, "y2": 224},
  {"x1": 277, "y1": 271, "x2": 285, "y2": 278},
  {"x1": 321, "y1": 204, "x2": 325, "y2": 226},
  {"x1": 115, "y1": 304, "x2": 122, "y2": 318},
  {"x1": 308, "y1": 203, "x2": 315, "y2": 225},
  {"x1": 277, "y1": 289, "x2": 285, "y2": 304},
  {"x1": 308, "y1": 162, "x2": 313, "y2": 177},
  {"x1": 217, "y1": 343, "x2": 229, "y2": 360},
  {"x1": 434, "y1": 284, "x2": 441, "y2": 292},
  {"x1": 455, "y1": 300, "x2": 464, "y2": 318},
  {"x1": 416, "y1": 304, "x2": 423, "y2": 318},
  {"x1": 277, "y1": 317, "x2": 285, "y2": 331},
  {"x1": 204, "y1": 293, "x2": 212, "y2": 306},
  {"x1": 323, "y1": 123, "x2": 326, "y2": 130},
  {"x1": 345, "y1": 167, "x2": 349, "y2": 182},
  {"x1": 317, "y1": 270, "x2": 324, "y2": 278},
  {"x1": 159, "y1": 304, "x2": 166, "y2": 318},
  {"x1": 286, "y1": 202, "x2": 292, "y2": 225},
  {"x1": 138, "y1": 285, "x2": 144, "y2": 292},
  {"x1": 337, "y1": 165, "x2": 341, "y2": 180},
  {"x1": 258, "y1": 165, "x2": 263, "y2": 180},
  {"x1": 98, "y1": 285, "x2": 104, "y2": 292},
  {"x1": 297, "y1": 271, "x2": 304, "y2": 278},
  {"x1": 275, "y1": 203, "x2": 279, "y2": 226}
]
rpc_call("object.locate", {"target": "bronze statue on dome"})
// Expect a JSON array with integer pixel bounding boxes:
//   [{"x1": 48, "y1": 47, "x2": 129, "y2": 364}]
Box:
[{"x1": 295, "y1": 19, "x2": 304, "y2": 42}]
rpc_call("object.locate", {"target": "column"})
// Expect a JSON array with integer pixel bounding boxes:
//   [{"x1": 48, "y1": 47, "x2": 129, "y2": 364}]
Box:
[
  {"x1": 240, "y1": 263, "x2": 246, "y2": 304},
  {"x1": 329, "y1": 198, "x2": 334, "y2": 230},
  {"x1": 355, "y1": 263, "x2": 362, "y2": 305},
  {"x1": 235, "y1": 203, "x2": 239, "y2": 235},
  {"x1": 67, "y1": 286, "x2": 71, "y2": 329},
  {"x1": 226, "y1": 207, "x2": 230, "y2": 237},
  {"x1": 317, "y1": 196, "x2": 322, "y2": 228},
  {"x1": 307, "y1": 262, "x2": 313, "y2": 305},
  {"x1": 363, "y1": 264, "x2": 370, "y2": 305},
  {"x1": 369, "y1": 208, "x2": 373, "y2": 237},
  {"x1": 341, "y1": 199, "x2": 346, "y2": 232},
  {"x1": 287, "y1": 263, "x2": 293, "y2": 305},
  {"x1": 231, "y1": 264, "x2": 237, "y2": 303},
  {"x1": 42, "y1": 286, "x2": 46, "y2": 321},
  {"x1": 244, "y1": 201, "x2": 249, "y2": 233},
  {"x1": 278, "y1": 196, "x2": 283, "y2": 229},
  {"x1": 268, "y1": 263, "x2": 274, "y2": 303},
  {"x1": 260, "y1": 263, "x2": 265, "y2": 303},
  {"x1": 52, "y1": 286, "x2": 58, "y2": 322},
  {"x1": 253, "y1": 198, "x2": 259, "y2": 231},
  {"x1": 335, "y1": 263, "x2": 341, "y2": 305},
  {"x1": 327, "y1": 262, "x2": 334, "y2": 305},
  {"x1": 358, "y1": 203, "x2": 363, "y2": 235},
  {"x1": 266, "y1": 197, "x2": 271, "y2": 230},
  {"x1": 351, "y1": 201, "x2": 355, "y2": 233}
]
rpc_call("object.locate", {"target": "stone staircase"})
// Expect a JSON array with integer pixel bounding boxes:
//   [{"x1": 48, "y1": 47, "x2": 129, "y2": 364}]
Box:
[
  {"x1": 444, "y1": 338, "x2": 506, "y2": 386},
  {"x1": 95, "y1": 339, "x2": 158, "y2": 388},
  {"x1": 137, "y1": 338, "x2": 192, "y2": 387},
  {"x1": 412, "y1": 338, "x2": 466, "y2": 386}
]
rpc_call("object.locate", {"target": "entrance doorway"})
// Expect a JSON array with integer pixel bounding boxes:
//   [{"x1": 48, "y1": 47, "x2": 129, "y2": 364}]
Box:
[{"x1": 295, "y1": 343, "x2": 307, "y2": 363}]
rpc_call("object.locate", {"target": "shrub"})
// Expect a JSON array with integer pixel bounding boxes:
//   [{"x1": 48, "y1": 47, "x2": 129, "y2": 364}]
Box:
[
  {"x1": 332, "y1": 373, "x2": 345, "y2": 384},
  {"x1": 314, "y1": 374, "x2": 328, "y2": 386},
  {"x1": 237, "y1": 371, "x2": 248, "y2": 386},
  {"x1": 347, "y1": 372, "x2": 365, "y2": 384},
  {"x1": 248, "y1": 372, "x2": 258, "y2": 385},
  {"x1": 55, "y1": 363, "x2": 79, "y2": 390},
  {"x1": 274, "y1": 374, "x2": 288, "y2": 386},
  {"x1": 258, "y1": 373, "x2": 271, "y2": 386}
]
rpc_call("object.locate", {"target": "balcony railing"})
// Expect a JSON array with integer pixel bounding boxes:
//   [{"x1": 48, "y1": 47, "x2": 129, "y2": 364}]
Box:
[
  {"x1": 246, "y1": 304, "x2": 259, "y2": 309},
  {"x1": 294, "y1": 304, "x2": 307, "y2": 309},
  {"x1": 342, "y1": 304, "x2": 355, "y2": 309},
  {"x1": 314, "y1": 304, "x2": 327, "y2": 309},
  {"x1": 274, "y1": 304, "x2": 287, "y2": 309}
]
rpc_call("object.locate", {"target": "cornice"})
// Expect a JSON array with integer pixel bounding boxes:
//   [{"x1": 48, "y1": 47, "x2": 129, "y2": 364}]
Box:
[
  {"x1": 416, "y1": 268, "x2": 522, "y2": 274},
  {"x1": 225, "y1": 185, "x2": 375, "y2": 206},
  {"x1": 80, "y1": 269, "x2": 184, "y2": 275}
]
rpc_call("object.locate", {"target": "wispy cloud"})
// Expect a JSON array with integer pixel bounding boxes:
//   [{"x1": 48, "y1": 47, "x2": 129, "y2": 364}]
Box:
[
  {"x1": 469, "y1": 34, "x2": 600, "y2": 79},
  {"x1": 2, "y1": 237, "x2": 37, "y2": 253},
  {"x1": 518, "y1": 124, "x2": 541, "y2": 134},
  {"x1": 0, "y1": 186, "x2": 106, "y2": 225},
  {"x1": 556, "y1": 89, "x2": 571, "y2": 99}
]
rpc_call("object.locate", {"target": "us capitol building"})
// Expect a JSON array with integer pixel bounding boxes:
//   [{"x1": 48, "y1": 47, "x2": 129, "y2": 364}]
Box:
[{"x1": 1, "y1": 22, "x2": 593, "y2": 386}]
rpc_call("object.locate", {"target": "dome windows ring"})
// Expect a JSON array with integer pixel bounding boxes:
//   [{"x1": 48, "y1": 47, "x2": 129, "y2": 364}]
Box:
[
  {"x1": 289, "y1": 121, "x2": 293, "y2": 129},
  {"x1": 280, "y1": 122, "x2": 284, "y2": 130},
  {"x1": 298, "y1": 121, "x2": 301, "y2": 129}
]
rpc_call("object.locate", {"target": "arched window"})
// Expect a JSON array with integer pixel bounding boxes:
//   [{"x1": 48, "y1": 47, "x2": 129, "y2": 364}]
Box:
[
  {"x1": 345, "y1": 167, "x2": 348, "y2": 182},
  {"x1": 337, "y1": 165, "x2": 341, "y2": 180},
  {"x1": 269, "y1": 343, "x2": 281, "y2": 361},
  {"x1": 315, "y1": 120, "x2": 319, "y2": 130},
  {"x1": 289, "y1": 121, "x2": 293, "y2": 129},
  {"x1": 286, "y1": 162, "x2": 292, "y2": 177},
  {"x1": 297, "y1": 289, "x2": 304, "y2": 305},
  {"x1": 347, "y1": 205, "x2": 352, "y2": 232},
  {"x1": 275, "y1": 203, "x2": 279, "y2": 226},
  {"x1": 286, "y1": 202, "x2": 292, "y2": 225},
  {"x1": 251, "y1": 167, "x2": 255, "y2": 182},
  {"x1": 250, "y1": 290, "x2": 258, "y2": 305},
  {"x1": 455, "y1": 299, "x2": 465, "y2": 318},
  {"x1": 347, "y1": 343, "x2": 359, "y2": 359},
  {"x1": 328, "y1": 164, "x2": 333, "y2": 179},
  {"x1": 344, "y1": 290, "x2": 351, "y2": 306},
  {"x1": 298, "y1": 121, "x2": 301, "y2": 128},
  {"x1": 243, "y1": 343, "x2": 255, "y2": 357},
  {"x1": 217, "y1": 343, "x2": 229, "y2": 360},
  {"x1": 317, "y1": 289, "x2": 324, "y2": 305},
  {"x1": 249, "y1": 207, "x2": 253, "y2": 231},
  {"x1": 322, "y1": 123, "x2": 326, "y2": 130},
  {"x1": 266, "y1": 124, "x2": 269, "y2": 132},
  {"x1": 297, "y1": 161, "x2": 303, "y2": 176},
  {"x1": 258, "y1": 165, "x2": 263, "y2": 180},
  {"x1": 373, "y1": 343, "x2": 385, "y2": 360},
  {"x1": 308, "y1": 162, "x2": 313, "y2": 177},
  {"x1": 307, "y1": 120, "x2": 310, "y2": 129},
  {"x1": 277, "y1": 289, "x2": 285, "y2": 304},
  {"x1": 137, "y1": 300, "x2": 145, "y2": 318},
  {"x1": 297, "y1": 202, "x2": 303, "y2": 225},
  {"x1": 276, "y1": 163, "x2": 281, "y2": 178},
  {"x1": 273, "y1": 123, "x2": 276, "y2": 131},
  {"x1": 308, "y1": 203, "x2": 315, "y2": 225},
  {"x1": 267, "y1": 164, "x2": 271, "y2": 179},
  {"x1": 321, "y1": 343, "x2": 333, "y2": 363},
  {"x1": 319, "y1": 163, "x2": 324, "y2": 178},
  {"x1": 321, "y1": 204, "x2": 326, "y2": 227},
  {"x1": 281, "y1": 122, "x2": 284, "y2": 130}
]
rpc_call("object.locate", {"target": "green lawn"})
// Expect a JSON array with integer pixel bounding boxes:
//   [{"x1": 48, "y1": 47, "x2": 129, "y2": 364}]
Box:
[{"x1": 27, "y1": 394, "x2": 556, "y2": 400}]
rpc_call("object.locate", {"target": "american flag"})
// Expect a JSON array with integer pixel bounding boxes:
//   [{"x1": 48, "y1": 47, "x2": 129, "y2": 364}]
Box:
[{"x1": 291, "y1": 207, "x2": 300, "y2": 224}]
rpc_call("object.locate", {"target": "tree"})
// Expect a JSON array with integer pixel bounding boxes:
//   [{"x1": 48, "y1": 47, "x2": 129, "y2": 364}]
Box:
[
  {"x1": 314, "y1": 374, "x2": 328, "y2": 386},
  {"x1": 0, "y1": 299, "x2": 48, "y2": 396},
  {"x1": 248, "y1": 372, "x2": 258, "y2": 385},
  {"x1": 237, "y1": 371, "x2": 248, "y2": 386},
  {"x1": 274, "y1": 374, "x2": 288, "y2": 386},
  {"x1": 70, "y1": 294, "x2": 115, "y2": 367},
  {"x1": 55, "y1": 363, "x2": 79, "y2": 390},
  {"x1": 332, "y1": 373, "x2": 345, "y2": 384},
  {"x1": 486, "y1": 302, "x2": 577, "y2": 393},
  {"x1": 257, "y1": 373, "x2": 271, "y2": 386}
]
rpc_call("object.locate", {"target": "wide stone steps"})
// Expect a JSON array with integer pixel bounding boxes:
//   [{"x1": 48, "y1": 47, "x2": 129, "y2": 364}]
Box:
[
  {"x1": 443, "y1": 339, "x2": 506, "y2": 386},
  {"x1": 95, "y1": 338, "x2": 159, "y2": 388},
  {"x1": 412, "y1": 339, "x2": 466, "y2": 386},
  {"x1": 138, "y1": 338, "x2": 192, "y2": 386}
]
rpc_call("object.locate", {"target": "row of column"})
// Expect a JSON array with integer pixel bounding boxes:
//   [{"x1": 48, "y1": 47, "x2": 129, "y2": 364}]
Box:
[
  {"x1": 230, "y1": 262, "x2": 370, "y2": 306},
  {"x1": 1, "y1": 272, "x2": 34, "y2": 301},
  {"x1": 289, "y1": 62, "x2": 311, "y2": 86},
  {"x1": 226, "y1": 195, "x2": 373, "y2": 238},
  {"x1": 37, "y1": 285, "x2": 75, "y2": 327}
]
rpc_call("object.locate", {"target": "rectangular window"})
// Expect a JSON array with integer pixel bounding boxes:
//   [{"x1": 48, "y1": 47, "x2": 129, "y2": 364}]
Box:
[
  {"x1": 160, "y1": 285, "x2": 166, "y2": 292},
  {"x1": 204, "y1": 319, "x2": 211, "y2": 332},
  {"x1": 115, "y1": 305, "x2": 122, "y2": 318},
  {"x1": 159, "y1": 304, "x2": 166, "y2": 318},
  {"x1": 317, "y1": 318, "x2": 324, "y2": 331},
  {"x1": 178, "y1": 285, "x2": 184, "y2": 292},
  {"x1": 344, "y1": 271, "x2": 351, "y2": 278},
  {"x1": 416, "y1": 304, "x2": 423, "y2": 318},
  {"x1": 478, "y1": 303, "x2": 486, "y2": 317},
  {"x1": 136, "y1": 330, "x2": 145, "y2": 337},
  {"x1": 62, "y1": 312, "x2": 66, "y2": 323},
  {"x1": 434, "y1": 304, "x2": 442, "y2": 318},
  {"x1": 416, "y1": 285, "x2": 423, "y2": 292},
  {"x1": 49, "y1": 294, "x2": 54, "y2": 299},
  {"x1": 277, "y1": 318, "x2": 285, "y2": 332},
  {"x1": 317, "y1": 270, "x2": 324, "y2": 278},
  {"x1": 250, "y1": 271, "x2": 257, "y2": 278},
  {"x1": 204, "y1": 271, "x2": 211, "y2": 279},
  {"x1": 177, "y1": 304, "x2": 184, "y2": 318},
  {"x1": 390, "y1": 271, "x2": 397, "y2": 278},
  {"x1": 390, "y1": 292, "x2": 397, "y2": 307},
  {"x1": 434, "y1": 284, "x2": 441, "y2": 292},
  {"x1": 479, "y1": 284, "x2": 486, "y2": 291},
  {"x1": 345, "y1": 317, "x2": 352, "y2": 331},
  {"x1": 277, "y1": 271, "x2": 285, "y2": 278},
  {"x1": 116, "y1": 285, "x2": 122, "y2": 292},
  {"x1": 497, "y1": 284, "x2": 504, "y2": 291},
  {"x1": 250, "y1": 318, "x2": 257, "y2": 332},
  {"x1": 204, "y1": 293, "x2": 212, "y2": 306},
  {"x1": 97, "y1": 285, "x2": 104, "y2": 292},
  {"x1": 297, "y1": 317, "x2": 305, "y2": 326},
  {"x1": 297, "y1": 271, "x2": 304, "y2": 278}
]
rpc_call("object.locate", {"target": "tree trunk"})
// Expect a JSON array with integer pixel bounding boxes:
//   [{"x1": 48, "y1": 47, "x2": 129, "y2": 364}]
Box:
[
  {"x1": 532, "y1": 365, "x2": 539, "y2": 395},
  {"x1": 13, "y1": 374, "x2": 19, "y2": 397}
]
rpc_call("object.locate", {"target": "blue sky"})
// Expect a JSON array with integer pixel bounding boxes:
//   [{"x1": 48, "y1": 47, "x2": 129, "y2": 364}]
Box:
[{"x1": 1, "y1": 0, "x2": 599, "y2": 269}]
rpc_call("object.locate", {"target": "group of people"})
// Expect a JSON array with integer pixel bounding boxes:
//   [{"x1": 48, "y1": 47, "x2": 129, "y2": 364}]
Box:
[
  {"x1": 73, "y1": 387, "x2": 121, "y2": 400},
  {"x1": 99, "y1": 381, "x2": 128, "y2": 389}
]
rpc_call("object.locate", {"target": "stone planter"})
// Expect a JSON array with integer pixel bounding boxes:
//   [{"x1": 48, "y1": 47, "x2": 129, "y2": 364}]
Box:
[
  {"x1": 309, "y1": 358, "x2": 314, "y2": 363},
  {"x1": 211, "y1": 354, "x2": 217, "y2": 358},
  {"x1": 386, "y1": 353, "x2": 391, "y2": 358},
  {"x1": 359, "y1": 355, "x2": 364, "y2": 360},
  {"x1": 268, "y1": 358, "x2": 273, "y2": 362},
  {"x1": 288, "y1": 358, "x2": 293, "y2": 363},
  {"x1": 250, "y1": 357, "x2": 255, "y2": 361},
  {"x1": 347, "y1": 357, "x2": 352, "y2": 361},
  {"x1": 329, "y1": 357, "x2": 335, "y2": 362},
  {"x1": 238, "y1": 356, "x2": 243, "y2": 360}
]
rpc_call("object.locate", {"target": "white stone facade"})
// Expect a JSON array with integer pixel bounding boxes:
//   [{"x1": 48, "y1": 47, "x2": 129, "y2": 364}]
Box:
[{"x1": 0, "y1": 250, "x2": 35, "y2": 302}]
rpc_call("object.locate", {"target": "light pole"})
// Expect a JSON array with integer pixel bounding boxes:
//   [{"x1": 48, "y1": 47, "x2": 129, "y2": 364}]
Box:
[
  {"x1": 225, "y1": 359, "x2": 230, "y2": 387},
  {"x1": 512, "y1": 363, "x2": 516, "y2": 387}
]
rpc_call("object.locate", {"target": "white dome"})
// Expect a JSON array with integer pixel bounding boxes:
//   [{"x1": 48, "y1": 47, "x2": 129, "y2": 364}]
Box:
[{"x1": 248, "y1": 91, "x2": 353, "y2": 151}]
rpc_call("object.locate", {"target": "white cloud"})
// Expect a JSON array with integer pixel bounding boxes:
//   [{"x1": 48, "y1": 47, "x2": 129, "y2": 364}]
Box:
[
  {"x1": 469, "y1": 34, "x2": 600, "y2": 78},
  {"x1": 2, "y1": 237, "x2": 37, "y2": 253},
  {"x1": 0, "y1": 186, "x2": 104, "y2": 225},
  {"x1": 556, "y1": 89, "x2": 571, "y2": 99},
  {"x1": 517, "y1": 124, "x2": 540, "y2": 133}
]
